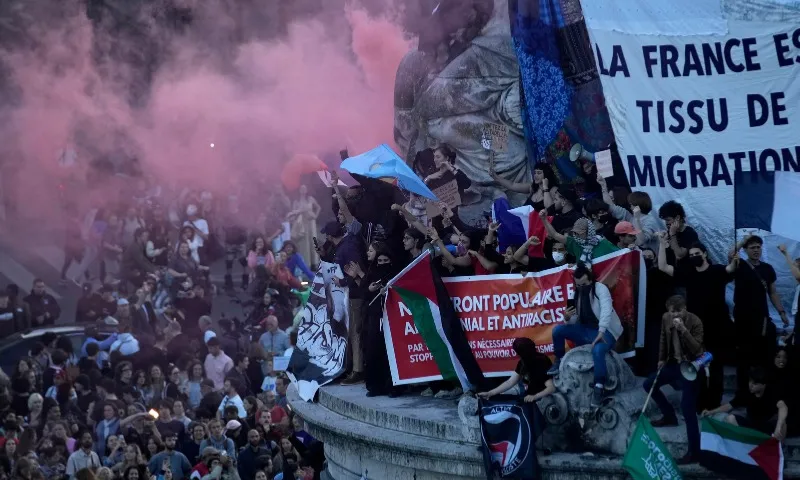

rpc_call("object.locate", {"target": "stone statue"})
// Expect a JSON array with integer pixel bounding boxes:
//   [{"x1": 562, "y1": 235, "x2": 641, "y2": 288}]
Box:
[
  {"x1": 394, "y1": 0, "x2": 530, "y2": 223},
  {"x1": 460, "y1": 345, "x2": 650, "y2": 456}
]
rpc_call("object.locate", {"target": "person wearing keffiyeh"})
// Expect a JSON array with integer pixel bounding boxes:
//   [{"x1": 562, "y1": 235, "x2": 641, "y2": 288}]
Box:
[{"x1": 539, "y1": 212, "x2": 619, "y2": 264}]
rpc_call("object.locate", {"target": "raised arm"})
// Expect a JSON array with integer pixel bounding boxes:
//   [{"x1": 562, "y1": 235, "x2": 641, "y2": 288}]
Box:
[
  {"x1": 538, "y1": 210, "x2": 566, "y2": 245},
  {"x1": 429, "y1": 228, "x2": 471, "y2": 267},
  {"x1": 597, "y1": 174, "x2": 615, "y2": 206},
  {"x1": 489, "y1": 163, "x2": 531, "y2": 194},
  {"x1": 329, "y1": 170, "x2": 354, "y2": 224},
  {"x1": 657, "y1": 233, "x2": 674, "y2": 276},
  {"x1": 513, "y1": 236, "x2": 540, "y2": 264},
  {"x1": 483, "y1": 221, "x2": 499, "y2": 246},
  {"x1": 392, "y1": 204, "x2": 428, "y2": 234},
  {"x1": 725, "y1": 252, "x2": 740, "y2": 274},
  {"x1": 468, "y1": 250, "x2": 497, "y2": 272}
]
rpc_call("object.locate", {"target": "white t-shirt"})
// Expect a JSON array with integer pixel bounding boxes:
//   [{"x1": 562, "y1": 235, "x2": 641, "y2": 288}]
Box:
[
  {"x1": 184, "y1": 219, "x2": 209, "y2": 247},
  {"x1": 218, "y1": 394, "x2": 247, "y2": 418}
]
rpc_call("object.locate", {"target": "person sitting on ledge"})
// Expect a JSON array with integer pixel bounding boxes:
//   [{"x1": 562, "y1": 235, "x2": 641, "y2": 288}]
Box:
[
  {"x1": 547, "y1": 262, "x2": 623, "y2": 407},
  {"x1": 478, "y1": 338, "x2": 555, "y2": 403},
  {"x1": 702, "y1": 366, "x2": 790, "y2": 441}
]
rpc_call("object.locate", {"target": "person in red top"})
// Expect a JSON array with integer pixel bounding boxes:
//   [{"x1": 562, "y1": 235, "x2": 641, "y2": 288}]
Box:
[{"x1": 271, "y1": 252, "x2": 303, "y2": 289}]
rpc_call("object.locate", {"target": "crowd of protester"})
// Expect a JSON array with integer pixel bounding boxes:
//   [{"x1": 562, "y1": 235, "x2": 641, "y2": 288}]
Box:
[
  {"x1": 0, "y1": 143, "x2": 799, "y2": 477},
  {"x1": 0, "y1": 178, "x2": 324, "y2": 480}
]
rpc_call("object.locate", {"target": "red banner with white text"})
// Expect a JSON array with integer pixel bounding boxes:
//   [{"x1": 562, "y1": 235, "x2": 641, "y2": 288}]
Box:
[{"x1": 382, "y1": 249, "x2": 645, "y2": 385}]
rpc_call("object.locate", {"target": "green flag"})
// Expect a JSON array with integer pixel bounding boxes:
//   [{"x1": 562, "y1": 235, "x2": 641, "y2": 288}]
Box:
[
  {"x1": 623, "y1": 416, "x2": 683, "y2": 480},
  {"x1": 291, "y1": 288, "x2": 311, "y2": 306}
]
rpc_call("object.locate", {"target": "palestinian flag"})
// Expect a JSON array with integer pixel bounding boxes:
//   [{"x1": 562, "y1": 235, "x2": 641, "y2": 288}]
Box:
[
  {"x1": 699, "y1": 417, "x2": 784, "y2": 480},
  {"x1": 388, "y1": 251, "x2": 485, "y2": 391}
]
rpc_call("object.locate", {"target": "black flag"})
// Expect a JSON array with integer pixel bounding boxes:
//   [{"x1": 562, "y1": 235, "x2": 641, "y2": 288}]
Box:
[{"x1": 478, "y1": 396, "x2": 541, "y2": 479}]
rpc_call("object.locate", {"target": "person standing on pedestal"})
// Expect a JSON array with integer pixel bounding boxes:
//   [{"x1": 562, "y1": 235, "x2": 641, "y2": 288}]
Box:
[{"x1": 644, "y1": 295, "x2": 705, "y2": 465}]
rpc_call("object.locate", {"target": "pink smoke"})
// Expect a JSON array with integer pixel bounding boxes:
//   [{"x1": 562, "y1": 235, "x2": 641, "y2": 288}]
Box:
[{"x1": 0, "y1": 1, "x2": 411, "y2": 222}]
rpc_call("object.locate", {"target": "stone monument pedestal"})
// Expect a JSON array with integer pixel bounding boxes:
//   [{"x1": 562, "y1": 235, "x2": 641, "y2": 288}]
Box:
[{"x1": 290, "y1": 350, "x2": 800, "y2": 479}]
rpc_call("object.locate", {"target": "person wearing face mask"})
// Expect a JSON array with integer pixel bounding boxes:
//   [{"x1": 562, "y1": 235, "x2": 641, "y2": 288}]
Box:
[
  {"x1": 584, "y1": 198, "x2": 618, "y2": 245},
  {"x1": 344, "y1": 242, "x2": 399, "y2": 397},
  {"x1": 657, "y1": 237, "x2": 733, "y2": 409},
  {"x1": 547, "y1": 263, "x2": 623, "y2": 407},
  {"x1": 643, "y1": 295, "x2": 705, "y2": 465},
  {"x1": 540, "y1": 212, "x2": 618, "y2": 265}
]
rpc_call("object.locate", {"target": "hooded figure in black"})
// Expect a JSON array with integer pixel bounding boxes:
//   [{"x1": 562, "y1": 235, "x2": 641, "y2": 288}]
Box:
[{"x1": 344, "y1": 241, "x2": 399, "y2": 396}]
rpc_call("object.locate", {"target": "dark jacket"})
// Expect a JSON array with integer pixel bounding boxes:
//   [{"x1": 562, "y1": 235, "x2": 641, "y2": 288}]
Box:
[
  {"x1": 23, "y1": 292, "x2": 60, "y2": 326},
  {"x1": 196, "y1": 391, "x2": 224, "y2": 420},
  {"x1": 75, "y1": 293, "x2": 103, "y2": 324},
  {"x1": 122, "y1": 241, "x2": 157, "y2": 275},
  {"x1": 658, "y1": 312, "x2": 704, "y2": 363},
  {"x1": 237, "y1": 444, "x2": 270, "y2": 480},
  {"x1": 0, "y1": 305, "x2": 28, "y2": 333}
]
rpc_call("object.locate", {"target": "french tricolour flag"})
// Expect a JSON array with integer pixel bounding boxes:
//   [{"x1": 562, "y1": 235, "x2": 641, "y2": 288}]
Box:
[
  {"x1": 734, "y1": 171, "x2": 800, "y2": 241},
  {"x1": 492, "y1": 199, "x2": 549, "y2": 257}
]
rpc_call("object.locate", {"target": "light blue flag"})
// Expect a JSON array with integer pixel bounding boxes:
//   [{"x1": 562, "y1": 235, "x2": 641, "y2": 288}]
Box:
[{"x1": 340, "y1": 144, "x2": 439, "y2": 200}]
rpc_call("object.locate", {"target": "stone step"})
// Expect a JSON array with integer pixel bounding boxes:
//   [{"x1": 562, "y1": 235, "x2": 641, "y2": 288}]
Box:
[
  {"x1": 293, "y1": 387, "x2": 800, "y2": 480},
  {"x1": 318, "y1": 379, "x2": 732, "y2": 446},
  {"x1": 317, "y1": 384, "x2": 478, "y2": 443}
]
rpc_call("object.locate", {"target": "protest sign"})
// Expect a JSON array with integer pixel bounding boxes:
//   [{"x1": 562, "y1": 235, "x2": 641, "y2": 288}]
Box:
[
  {"x1": 287, "y1": 261, "x2": 349, "y2": 401},
  {"x1": 383, "y1": 249, "x2": 645, "y2": 385},
  {"x1": 482, "y1": 123, "x2": 509, "y2": 152},
  {"x1": 425, "y1": 179, "x2": 462, "y2": 217},
  {"x1": 581, "y1": 0, "x2": 800, "y2": 259},
  {"x1": 595, "y1": 149, "x2": 614, "y2": 178}
]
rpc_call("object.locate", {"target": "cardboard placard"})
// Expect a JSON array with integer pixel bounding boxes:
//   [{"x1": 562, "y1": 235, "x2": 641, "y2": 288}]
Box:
[
  {"x1": 481, "y1": 123, "x2": 508, "y2": 152},
  {"x1": 595, "y1": 149, "x2": 614, "y2": 178},
  {"x1": 425, "y1": 179, "x2": 461, "y2": 217}
]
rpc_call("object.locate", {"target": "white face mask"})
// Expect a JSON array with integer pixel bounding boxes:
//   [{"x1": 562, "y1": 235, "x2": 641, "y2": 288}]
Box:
[{"x1": 552, "y1": 251, "x2": 566, "y2": 264}]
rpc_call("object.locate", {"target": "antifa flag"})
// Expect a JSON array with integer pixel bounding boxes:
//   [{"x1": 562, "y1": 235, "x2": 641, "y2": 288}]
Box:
[
  {"x1": 287, "y1": 261, "x2": 350, "y2": 401},
  {"x1": 479, "y1": 396, "x2": 542, "y2": 479}
]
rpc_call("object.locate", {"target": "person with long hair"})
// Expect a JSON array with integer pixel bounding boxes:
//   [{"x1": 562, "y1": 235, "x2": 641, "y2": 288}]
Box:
[
  {"x1": 271, "y1": 252, "x2": 303, "y2": 290},
  {"x1": 281, "y1": 241, "x2": 315, "y2": 281},
  {"x1": 10, "y1": 455, "x2": 34, "y2": 480},
  {"x1": 186, "y1": 362, "x2": 205, "y2": 410},
  {"x1": 490, "y1": 162, "x2": 560, "y2": 212},
  {"x1": 287, "y1": 184, "x2": 321, "y2": 268},
  {"x1": 547, "y1": 263, "x2": 623, "y2": 407},
  {"x1": 112, "y1": 440, "x2": 146, "y2": 474},
  {"x1": 479, "y1": 337, "x2": 555, "y2": 402},
  {"x1": 245, "y1": 236, "x2": 275, "y2": 290},
  {"x1": 168, "y1": 241, "x2": 209, "y2": 291}
]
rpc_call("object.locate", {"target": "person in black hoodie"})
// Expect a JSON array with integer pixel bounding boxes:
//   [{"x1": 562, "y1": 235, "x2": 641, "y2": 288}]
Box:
[
  {"x1": 75, "y1": 283, "x2": 103, "y2": 324},
  {"x1": 344, "y1": 241, "x2": 398, "y2": 397},
  {"x1": 23, "y1": 279, "x2": 60, "y2": 327},
  {"x1": 478, "y1": 337, "x2": 555, "y2": 404}
]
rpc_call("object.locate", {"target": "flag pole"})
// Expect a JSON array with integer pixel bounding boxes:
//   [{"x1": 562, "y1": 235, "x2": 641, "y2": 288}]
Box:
[
  {"x1": 641, "y1": 366, "x2": 663, "y2": 416},
  {"x1": 733, "y1": 170, "x2": 738, "y2": 258}
]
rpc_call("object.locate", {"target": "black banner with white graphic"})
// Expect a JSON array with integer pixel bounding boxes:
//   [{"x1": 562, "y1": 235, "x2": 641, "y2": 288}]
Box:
[
  {"x1": 287, "y1": 261, "x2": 349, "y2": 401},
  {"x1": 478, "y1": 396, "x2": 541, "y2": 479}
]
